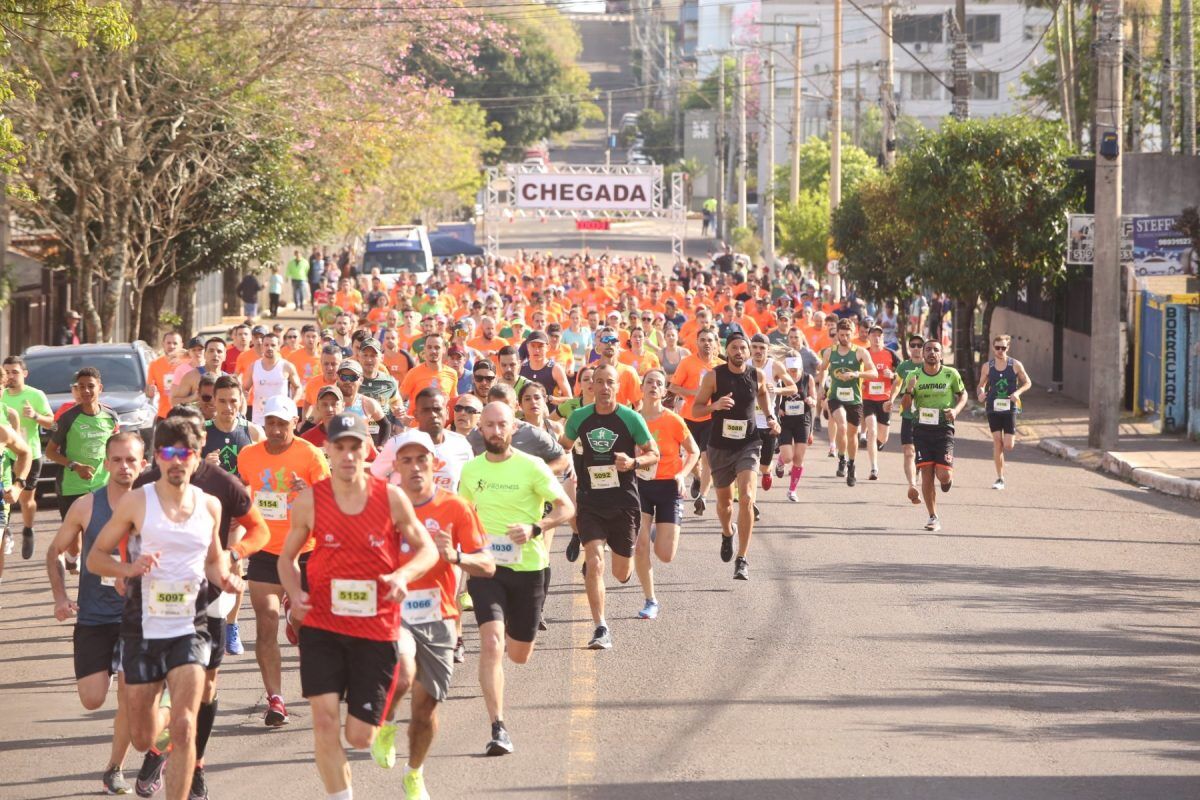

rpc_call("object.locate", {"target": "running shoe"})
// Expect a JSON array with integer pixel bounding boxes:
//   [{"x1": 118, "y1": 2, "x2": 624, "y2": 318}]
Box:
[
  {"x1": 188, "y1": 765, "x2": 209, "y2": 800},
  {"x1": 135, "y1": 751, "x2": 166, "y2": 798},
  {"x1": 20, "y1": 526, "x2": 33, "y2": 560},
  {"x1": 774, "y1": 460, "x2": 785, "y2": 479},
  {"x1": 877, "y1": 440, "x2": 885, "y2": 451},
  {"x1": 486, "y1": 721, "x2": 514, "y2": 756},
  {"x1": 453, "y1": 637, "x2": 465, "y2": 664},
  {"x1": 103, "y1": 766, "x2": 132, "y2": 795},
  {"x1": 689, "y1": 477, "x2": 701, "y2": 499},
  {"x1": 638, "y1": 599, "x2": 660, "y2": 619},
  {"x1": 733, "y1": 557, "x2": 749, "y2": 581},
  {"x1": 281, "y1": 596, "x2": 298, "y2": 645},
  {"x1": 371, "y1": 723, "x2": 398, "y2": 769},
  {"x1": 719, "y1": 532, "x2": 733, "y2": 563},
  {"x1": 992, "y1": 478, "x2": 1006, "y2": 490},
  {"x1": 907, "y1": 486, "x2": 921, "y2": 504},
  {"x1": 753, "y1": 504, "x2": 761, "y2": 522},
  {"x1": 827, "y1": 445, "x2": 836, "y2": 458},
  {"x1": 565, "y1": 532, "x2": 581, "y2": 563},
  {"x1": 761, "y1": 473, "x2": 772, "y2": 491},
  {"x1": 587, "y1": 625, "x2": 612, "y2": 650},
  {"x1": 693, "y1": 496, "x2": 706, "y2": 516},
  {"x1": 846, "y1": 462, "x2": 857, "y2": 487},
  {"x1": 1, "y1": 529, "x2": 11, "y2": 556},
  {"x1": 402, "y1": 768, "x2": 431, "y2": 800},
  {"x1": 940, "y1": 480, "x2": 952, "y2": 493},
  {"x1": 264, "y1": 695, "x2": 289, "y2": 727},
  {"x1": 836, "y1": 456, "x2": 846, "y2": 478},
  {"x1": 786, "y1": 490, "x2": 798, "y2": 503},
  {"x1": 869, "y1": 467, "x2": 879, "y2": 481},
  {"x1": 457, "y1": 591, "x2": 473, "y2": 611},
  {"x1": 225, "y1": 622, "x2": 244, "y2": 656},
  {"x1": 538, "y1": 619, "x2": 548, "y2": 631},
  {"x1": 858, "y1": 434, "x2": 867, "y2": 447},
  {"x1": 924, "y1": 515, "x2": 941, "y2": 532}
]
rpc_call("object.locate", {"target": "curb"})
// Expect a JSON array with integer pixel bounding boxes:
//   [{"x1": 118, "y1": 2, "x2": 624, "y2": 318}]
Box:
[{"x1": 1038, "y1": 438, "x2": 1200, "y2": 502}]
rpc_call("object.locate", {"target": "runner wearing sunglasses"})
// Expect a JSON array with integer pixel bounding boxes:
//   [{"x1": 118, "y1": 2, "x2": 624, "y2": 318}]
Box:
[{"x1": 977, "y1": 334, "x2": 1032, "y2": 490}]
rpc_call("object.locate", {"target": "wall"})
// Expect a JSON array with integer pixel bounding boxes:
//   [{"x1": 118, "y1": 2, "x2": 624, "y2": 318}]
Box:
[
  {"x1": 1123, "y1": 154, "x2": 1200, "y2": 215},
  {"x1": 992, "y1": 306, "x2": 1093, "y2": 403}
]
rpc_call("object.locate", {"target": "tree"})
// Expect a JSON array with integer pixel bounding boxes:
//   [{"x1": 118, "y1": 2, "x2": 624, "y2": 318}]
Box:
[
  {"x1": 635, "y1": 109, "x2": 679, "y2": 164},
  {"x1": 773, "y1": 135, "x2": 878, "y2": 201},
  {"x1": 830, "y1": 172, "x2": 919, "y2": 303},
  {"x1": 680, "y1": 57, "x2": 735, "y2": 112}
]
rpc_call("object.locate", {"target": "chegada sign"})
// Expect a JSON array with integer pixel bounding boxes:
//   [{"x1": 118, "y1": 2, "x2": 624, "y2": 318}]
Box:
[{"x1": 513, "y1": 173, "x2": 654, "y2": 211}]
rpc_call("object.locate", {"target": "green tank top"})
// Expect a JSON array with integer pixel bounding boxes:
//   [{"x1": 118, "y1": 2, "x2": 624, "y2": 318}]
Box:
[
  {"x1": 895, "y1": 360, "x2": 921, "y2": 419},
  {"x1": 828, "y1": 347, "x2": 862, "y2": 404}
]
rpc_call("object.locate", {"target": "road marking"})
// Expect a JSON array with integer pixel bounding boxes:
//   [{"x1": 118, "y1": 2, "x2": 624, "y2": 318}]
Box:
[{"x1": 565, "y1": 578, "x2": 597, "y2": 795}]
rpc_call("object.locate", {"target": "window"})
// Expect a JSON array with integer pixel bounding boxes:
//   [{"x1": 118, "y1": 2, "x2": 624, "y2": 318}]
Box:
[
  {"x1": 966, "y1": 14, "x2": 1001, "y2": 43},
  {"x1": 901, "y1": 71, "x2": 944, "y2": 101},
  {"x1": 894, "y1": 14, "x2": 944, "y2": 43},
  {"x1": 971, "y1": 71, "x2": 999, "y2": 100}
]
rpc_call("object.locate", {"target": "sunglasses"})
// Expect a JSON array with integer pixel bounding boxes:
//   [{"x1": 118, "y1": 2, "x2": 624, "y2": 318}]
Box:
[
  {"x1": 158, "y1": 446, "x2": 195, "y2": 461},
  {"x1": 453, "y1": 404, "x2": 481, "y2": 414},
  {"x1": 474, "y1": 374, "x2": 496, "y2": 381},
  {"x1": 337, "y1": 373, "x2": 361, "y2": 382},
  {"x1": 994, "y1": 345, "x2": 1008, "y2": 351},
  {"x1": 285, "y1": 335, "x2": 298, "y2": 340},
  {"x1": 199, "y1": 394, "x2": 214, "y2": 402},
  {"x1": 599, "y1": 335, "x2": 619, "y2": 344}
]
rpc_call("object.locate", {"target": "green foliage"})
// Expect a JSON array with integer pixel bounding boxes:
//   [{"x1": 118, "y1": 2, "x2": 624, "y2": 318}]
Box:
[
  {"x1": 775, "y1": 190, "x2": 829, "y2": 269},
  {"x1": 856, "y1": 106, "x2": 927, "y2": 160},
  {"x1": 831, "y1": 172, "x2": 918, "y2": 302},
  {"x1": 773, "y1": 135, "x2": 878, "y2": 201},
  {"x1": 636, "y1": 109, "x2": 678, "y2": 164},
  {"x1": 680, "y1": 57, "x2": 735, "y2": 111},
  {"x1": 730, "y1": 224, "x2": 761, "y2": 261}
]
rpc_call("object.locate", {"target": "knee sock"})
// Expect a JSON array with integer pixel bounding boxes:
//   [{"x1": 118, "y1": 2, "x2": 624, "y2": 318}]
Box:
[
  {"x1": 195, "y1": 697, "x2": 217, "y2": 761},
  {"x1": 789, "y1": 467, "x2": 803, "y2": 491}
]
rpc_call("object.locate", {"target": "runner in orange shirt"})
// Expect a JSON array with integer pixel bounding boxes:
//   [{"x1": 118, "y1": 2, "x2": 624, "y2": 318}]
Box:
[
  {"x1": 287, "y1": 324, "x2": 323, "y2": 384},
  {"x1": 146, "y1": 331, "x2": 184, "y2": 419},
  {"x1": 399, "y1": 335, "x2": 458, "y2": 411},
  {"x1": 669, "y1": 326, "x2": 722, "y2": 515}
]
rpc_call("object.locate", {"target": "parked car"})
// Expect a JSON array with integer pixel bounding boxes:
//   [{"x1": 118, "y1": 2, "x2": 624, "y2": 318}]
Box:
[{"x1": 20, "y1": 342, "x2": 158, "y2": 496}]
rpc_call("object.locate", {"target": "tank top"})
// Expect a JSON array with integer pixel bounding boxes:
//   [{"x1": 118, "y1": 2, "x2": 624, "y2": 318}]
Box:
[
  {"x1": 344, "y1": 393, "x2": 365, "y2": 417},
  {"x1": 123, "y1": 485, "x2": 213, "y2": 641},
  {"x1": 754, "y1": 359, "x2": 780, "y2": 429},
  {"x1": 251, "y1": 359, "x2": 287, "y2": 426},
  {"x1": 519, "y1": 360, "x2": 556, "y2": 388},
  {"x1": 863, "y1": 348, "x2": 898, "y2": 401},
  {"x1": 78, "y1": 487, "x2": 124, "y2": 626},
  {"x1": 985, "y1": 358, "x2": 1020, "y2": 413},
  {"x1": 828, "y1": 346, "x2": 863, "y2": 404},
  {"x1": 780, "y1": 373, "x2": 815, "y2": 418},
  {"x1": 660, "y1": 346, "x2": 684, "y2": 377},
  {"x1": 303, "y1": 476, "x2": 403, "y2": 642},
  {"x1": 709, "y1": 363, "x2": 759, "y2": 450},
  {"x1": 203, "y1": 418, "x2": 254, "y2": 474}
]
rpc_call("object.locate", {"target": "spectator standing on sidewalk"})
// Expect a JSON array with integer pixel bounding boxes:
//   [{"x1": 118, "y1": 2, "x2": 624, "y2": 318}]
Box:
[
  {"x1": 238, "y1": 271, "x2": 263, "y2": 320},
  {"x1": 268, "y1": 266, "x2": 284, "y2": 318},
  {"x1": 286, "y1": 250, "x2": 309, "y2": 311}
]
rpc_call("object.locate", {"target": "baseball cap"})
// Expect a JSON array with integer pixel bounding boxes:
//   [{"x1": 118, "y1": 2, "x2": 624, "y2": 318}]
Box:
[
  {"x1": 388, "y1": 429, "x2": 437, "y2": 457},
  {"x1": 337, "y1": 359, "x2": 363, "y2": 376},
  {"x1": 326, "y1": 412, "x2": 371, "y2": 443},
  {"x1": 262, "y1": 395, "x2": 298, "y2": 421},
  {"x1": 526, "y1": 331, "x2": 549, "y2": 344},
  {"x1": 359, "y1": 337, "x2": 382, "y2": 353},
  {"x1": 447, "y1": 345, "x2": 467, "y2": 358},
  {"x1": 751, "y1": 333, "x2": 770, "y2": 345},
  {"x1": 317, "y1": 384, "x2": 344, "y2": 401},
  {"x1": 251, "y1": 325, "x2": 268, "y2": 336},
  {"x1": 186, "y1": 336, "x2": 205, "y2": 349}
]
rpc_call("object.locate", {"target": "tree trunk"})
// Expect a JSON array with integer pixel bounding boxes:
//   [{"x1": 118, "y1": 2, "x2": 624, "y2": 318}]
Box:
[
  {"x1": 1182, "y1": 0, "x2": 1196, "y2": 155},
  {"x1": 1056, "y1": 5, "x2": 1074, "y2": 142},
  {"x1": 136, "y1": 281, "x2": 171, "y2": 343},
  {"x1": 1162, "y1": 0, "x2": 1175, "y2": 153},
  {"x1": 177, "y1": 273, "x2": 199, "y2": 338},
  {"x1": 978, "y1": 299, "x2": 997, "y2": 380},
  {"x1": 953, "y1": 296, "x2": 977, "y2": 393}
]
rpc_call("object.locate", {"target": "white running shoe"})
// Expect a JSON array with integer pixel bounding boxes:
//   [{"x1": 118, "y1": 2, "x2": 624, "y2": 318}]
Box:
[{"x1": 992, "y1": 478, "x2": 1006, "y2": 490}]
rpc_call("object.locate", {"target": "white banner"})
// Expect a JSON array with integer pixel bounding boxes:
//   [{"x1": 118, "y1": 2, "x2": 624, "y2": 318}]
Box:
[{"x1": 513, "y1": 173, "x2": 655, "y2": 211}]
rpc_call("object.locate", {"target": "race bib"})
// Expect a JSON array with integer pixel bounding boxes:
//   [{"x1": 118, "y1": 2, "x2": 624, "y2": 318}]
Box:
[
  {"x1": 148, "y1": 580, "x2": 196, "y2": 618},
  {"x1": 367, "y1": 423, "x2": 380, "y2": 435},
  {"x1": 918, "y1": 407, "x2": 940, "y2": 426},
  {"x1": 868, "y1": 381, "x2": 885, "y2": 396},
  {"x1": 256, "y1": 491, "x2": 288, "y2": 521},
  {"x1": 836, "y1": 387, "x2": 854, "y2": 403},
  {"x1": 331, "y1": 579, "x2": 377, "y2": 617},
  {"x1": 635, "y1": 463, "x2": 657, "y2": 481},
  {"x1": 784, "y1": 399, "x2": 805, "y2": 416},
  {"x1": 401, "y1": 587, "x2": 443, "y2": 624},
  {"x1": 722, "y1": 418, "x2": 748, "y2": 440},
  {"x1": 992, "y1": 398, "x2": 1012, "y2": 412},
  {"x1": 588, "y1": 464, "x2": 620, "y2": 490},
  {"x1": 489, "y1": 535, "x2": 521, "y2": 565},
  {"x1": 207, "y1": 591, "x2": 236, "y2": 619},
  {"x1": 99, "y1": 553, "x2": 121, "y2": 587}
]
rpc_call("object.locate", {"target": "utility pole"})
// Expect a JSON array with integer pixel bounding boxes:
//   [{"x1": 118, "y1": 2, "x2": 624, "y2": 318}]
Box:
[
  {"x1": 1089, "y1": 0, "x2": 1124, "y2": 451},
  {"x1": 736, "y1": 49, "x2": 748, "y2": 229},
  {"x1": 881, "y1": 2, "x2": 896, "y2": 168},
  {"x1": 764, "y1": 53, "x2": 776, "y2": 268},
  {"x1": 952, "y1": 0, "x2": 970, "y2": 120},
  {"x1": 853, "y1": 61, "x2": 863, "y2": 147},
  {"x1": 1182, "y1": 0, "x2": 1196, "y2": 155},
  {"x1": 830, "y1": 0, "x2": 842, "y2": 299},
  {"x1": 791, "y1": 25, "x2": 804, "y2": 202},
  {"x1": 716, "y1": 56, "x2": 727, "y2": 243},
  {"x1": 605, "y1": 90, "x2": 613, "y2": 167},
  {"x1": 1161, "y1": 0, "x2": 1173, "y2": 152}
]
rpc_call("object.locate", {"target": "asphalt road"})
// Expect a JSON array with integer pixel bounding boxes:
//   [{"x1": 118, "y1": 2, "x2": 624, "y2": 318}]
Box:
[{"x1": 2, "y1": 418, "x2": 1198, "y2": 800}]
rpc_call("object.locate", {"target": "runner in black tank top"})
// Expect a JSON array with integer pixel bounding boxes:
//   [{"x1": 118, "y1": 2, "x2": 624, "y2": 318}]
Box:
[{"x1": 692, "y1": 333, "x2": 780, "y2": 581}]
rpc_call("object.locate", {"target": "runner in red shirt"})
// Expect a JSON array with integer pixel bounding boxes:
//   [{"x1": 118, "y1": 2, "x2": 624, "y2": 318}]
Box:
[
  {"x1": 278, "y1": 414, "x2": 437, "y2": 800},
  {"x1": 369, "y1": 430, "x2": 495, "y2": 797},
  {"x1": 861, "y1": 324, "x2": 900, "y2": 481}
]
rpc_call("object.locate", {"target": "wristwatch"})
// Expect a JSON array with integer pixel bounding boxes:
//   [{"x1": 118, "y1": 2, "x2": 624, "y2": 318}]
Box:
[
  {"x1": 228, "y1": 549, "x2": 241, "y2": 568},
  {"x1": 530, "y1": 524, "x2": 542, "y2": 538},
  {"x1": 12, "y1": 478, "x2": 25, "y2": 488}
]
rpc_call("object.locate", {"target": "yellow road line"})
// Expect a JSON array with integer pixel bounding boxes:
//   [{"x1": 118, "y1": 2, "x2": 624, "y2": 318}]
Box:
[{"x1": 565, "y1": 584, "x2": 597, "y2": 796}]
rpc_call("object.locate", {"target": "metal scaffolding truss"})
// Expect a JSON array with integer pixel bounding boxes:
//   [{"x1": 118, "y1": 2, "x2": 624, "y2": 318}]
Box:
[{"x1": 483, "y1": 163, "x2": 688, "y2": 263}]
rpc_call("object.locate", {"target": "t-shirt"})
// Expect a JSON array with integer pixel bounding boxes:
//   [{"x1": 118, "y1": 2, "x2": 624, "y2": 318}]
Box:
[
  {"x1": 51, "y1": 405, "x2": 120, "y2": 497},
  {"x1": 287, "y1": 349, "x2": 322, "y2": 383},
  {"x1": 564, "y1": 403, "x2": 653, "y2": 508},
  {"x1": 895, "y1": 359, "x2": 921, "y2": 420},
  {"x1": 398, "y1": 364, "x2": 458, "y2": 410},
  {"x1": 237, "y1": 438, "x2": 331, "y2": 555},
  {"x1": 360, "y1": 371, "x2": 399, "y2": 407},
  {"x1": 673, "y1": 354, "x2": 720, "y2": 422},
  {"x1": 458, "y1": 450, "x2": 564, "y2": 572},
  {"x1": 904, "y1": 365, "x2": 965, "y2": 428},
  {"x1": 466, "y1": 421, "x2": 564, "y2": 463},
  {"x1": 301, "y1": 375, "x2": 336, "y2": 411},
  {"x1": 371, "y1": 429, "x2": 473, "y2": 492},
  {"x1": 146, "y1": 357, "x2": 177, "y2": 418},
  {"x1": 407, "y1": 489, "x2": 488, "y2": 622},
  {"x1": 862, "y1": 348, "x2": 899, "y2": 402},
  {"x1": 1, "y1": 386, "x2": 51, "y2": 458},
  {"x1": 641, "y1": 409, "x2": 690, "y2": 481}
]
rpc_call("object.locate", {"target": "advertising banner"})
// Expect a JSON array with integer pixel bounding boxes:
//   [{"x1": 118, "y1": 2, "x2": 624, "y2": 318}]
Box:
[
  {"x1": 514, "y1": 173, "x2": 655, "y2": 212},
  {"x1": 1129, "y1": 216, "x2": 1197, "y2": 277}
]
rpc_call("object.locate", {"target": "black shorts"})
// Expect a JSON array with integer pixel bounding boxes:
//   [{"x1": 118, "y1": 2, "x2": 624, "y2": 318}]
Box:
[
  {"x1": 122, "y1": 633, "x2": 212, "y2": 685},
  {"x1": 862, "y1": 399, "x2": 892, "y2": 426},
  {"x1": 827, "y1": 399, "x2": 863, "y2": 427},
  {"x1": 637, "y1": 479, "x2": 682, "y2": 525},
  {"x1": 987, "y1": 411, "x2": 1016, "y2": 435},
  {"x1": 246, "y1": 551, "x2": 310, "y2": 589},
  {"x1": 205, "y1": 617, "x2": 225, "y2": 671},
  {"x1": 778, "y1": 414, "x2": 811, "y2": 445},
  {"x1": 59, "y1": 492, "x2": 85, "y2": 520},
  {"x1": 299, "y1": 626, "x2": 400, "y2": 727},
  {"x1": 684, "y1": 418, "x2": 712, "y2": 451},
  {"x1": 18, "y1": 457, "x2": 42, "y2": 490},
  {"x1": 73, "y1": 622, "x2": 122, "y2": 680},
  {"x1": 900, "y1": 417, "x2": 915, "y2": 446},
  {"x1": 914, "y1": 425, "x2": 955, "y2": 469},
  {"x1": 467, "y1": 566, "x2": 546, "y2": 644},
  {"x1": 577, "y1": 504, "x2": 640, "y2": 558},
  {"x1": 757, "y1": 431, "x2": 778, "y2": 465}
]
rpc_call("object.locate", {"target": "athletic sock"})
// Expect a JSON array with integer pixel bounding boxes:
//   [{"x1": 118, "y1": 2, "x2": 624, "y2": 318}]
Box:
[
  {"x1": 540, "y1": 567, "x2": 551, "y2": 611},
  {"x1": 326, "y1": 790, "x2": 352, "y2": 800},
  {"x1": 404, "y1": 764, "x2": 422, "y2": 777},
  {"x1": 195, "y1": 697, "x2": 217, "y2": 760},
  {"x1": 597, "y1": 617, "x2": 607, "y2": 629},
  {"x1": 789, "y1": 467, "x2": 802, "y2": 491}
]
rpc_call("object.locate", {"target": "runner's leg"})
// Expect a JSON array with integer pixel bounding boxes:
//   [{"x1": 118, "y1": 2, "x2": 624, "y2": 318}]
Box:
[
  {"x1": 478, "y1": 620, "x2": 506, "y2": 722},
  {"x1": 249, "y1": 582, "x2": 284, "y2": 697},
  {"x1": 715, "y1": 485, "x2": 734, "y2": 536},
  {"x1": 634, "y1": 513, "x2": 655, "y2": 601},
  {"x1": 407, "y1": 682, "x2": 439, "y2": 769},
  {"x1": 162, "y1": 664, "x2": 205, "y2": 800},
  {"x1": 310, "y1": 694, "x2": 351, "y2": 794},
  {"x1": 735, "y1": 469, "x2": 755, "y2": 558},
  {"x1": 583, "y1": 539, "x2": 607, "y2": 625}
]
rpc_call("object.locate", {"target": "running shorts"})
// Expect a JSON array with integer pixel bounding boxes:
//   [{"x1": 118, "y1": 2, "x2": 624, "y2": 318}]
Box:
[
  {"x1": 205, "y1": 617, "x2": 225, "y2": 672},
  {"x1": 299, "y1": 626, "x2": 401, "y2": 727},
  {"x1": 122, "y1": 633, "x2": 211, "y2": 685},
  {"x1": 637, "y1": 478, "x2": 682, "y2": 525},
  {"x1": 59, "y1": 492, "x2": 85, "y2": 520},
  {"x1": 862, "y1": 399, "x2": 892, "y2": 426},
  {"x1": 684, "y1": 418, "x2": 713, "y2": 451},
  {"x1": 467, "y1": 566, "x2": 546, "y2": 644},
  {"x1": 987, "y1": 411, "x2": 1015, "y2": 435},
  {"x1": 577, "y1": 505, "x2": 640, "y2": 559},
  {"x1": 73, "y1": 622, "x2": 122, "y2": 680},
  {"x1": 778, "y1": 414, "x2": 811, "y2": 446},
  {"x1": 900, "y1": 417, "x2": 915, "y2": 446},
  {"x1": 245, "y1": 551, "x2": 310, "y2": 588},
  {"x1": 20, "y1": 458, "x2": 42, "y2": 488},
  {"x1": 707, "y1": 440, "x2": 762, "y2": 489},
  {"x1": 826, "y1": 399, "x2": 863, "y2": 427},
  {"x1": 914, "y1": 425, "x2": 955, "y2": 469},
  {"x1": 401, "y1": 619, "x2": 456, "y2": 702}
]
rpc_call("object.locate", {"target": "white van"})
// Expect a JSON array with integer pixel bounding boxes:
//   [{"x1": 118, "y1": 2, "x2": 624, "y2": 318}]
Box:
[{"x1": 361, "y1": 225, "x2": 434, "y2": 286}]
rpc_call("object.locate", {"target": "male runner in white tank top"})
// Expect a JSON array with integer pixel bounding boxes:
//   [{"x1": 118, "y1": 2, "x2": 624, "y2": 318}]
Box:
[{"x1": 245, "y1": 331, "x2": 301, "y2": 427}]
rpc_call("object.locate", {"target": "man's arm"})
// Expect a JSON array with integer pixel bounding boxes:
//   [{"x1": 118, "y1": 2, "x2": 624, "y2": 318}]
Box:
[
  {"x1": 855, "y1": 347, "x2": 878, "y2": 379},
  {"x1": 386, "y1": 485, "x2": 437, "y2": 589},
  {"x1": 284, "y1": 361, "x2": 302, "y2": 395},
  {"x1": 550, "y1": 364, "x2": 572, "y2": 405},
  {"x1": 0, "y1": 425, "x2": 32, "y2": 499},
  {"x1": 754, "y1": 373, "x2": 781, "y2": 435},
  {"x1": 976, "y1": 362, "x2": 992, "y2": 402},
  {"x1": 46, "y1": 494, "x2": 91, "y2": 620},
  {"x1": 88, "y1": 491, "x2": 150, "y2": 580},
  {"x1": 773, "y1": 360, "x2": 798, "y2": 396},
  {"x1": 1013, "y1": 360, "x2": 1033, "y2": 398},
  {"x1": 172, "y1": 370, "x2": 200, "y2": 405},
  {"x1": 277, "y1": 489, "x2": 314, "y2": 621},
  {"x1": 690, "y1": 370, "x2": 726, "y2": 418}
]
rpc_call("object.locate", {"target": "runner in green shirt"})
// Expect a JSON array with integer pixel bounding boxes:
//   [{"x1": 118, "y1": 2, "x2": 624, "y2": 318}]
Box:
[
  {"x1": 457, "y1": 401, "x2": 574, "y2": 757},
  {"x1": 900, "y1": 339, "x2": 966, "y2": 532},
  {"x1": 1, "y1": 355, "x2": 55, "y2": 558},
  {"x1": 45, "y1": 368, "x2": 120, "y2": 518},
  {"x1": 889, "y1": 333, "x2": 926, "y2": 502}
]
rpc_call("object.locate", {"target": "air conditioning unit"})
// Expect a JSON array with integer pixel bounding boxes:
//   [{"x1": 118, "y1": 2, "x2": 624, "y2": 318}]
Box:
[{"x1": 912, "y1": 42, "x2": 926, "y2": 53}]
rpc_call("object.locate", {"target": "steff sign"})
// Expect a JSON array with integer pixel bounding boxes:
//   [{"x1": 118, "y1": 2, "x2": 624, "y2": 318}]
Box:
[{"x1": 514, "y1": 173, "x2": 654, "y2": 212}]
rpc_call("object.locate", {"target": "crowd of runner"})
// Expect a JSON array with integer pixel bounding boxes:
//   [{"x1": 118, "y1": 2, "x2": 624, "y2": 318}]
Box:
[{"x1": 2, "y1": 250, "x2": 1033, "y2": 800}]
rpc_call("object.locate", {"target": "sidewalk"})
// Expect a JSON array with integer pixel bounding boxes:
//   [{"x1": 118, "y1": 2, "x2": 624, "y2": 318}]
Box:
[
  {"x1": 197, "y1": 305, "x2": 312, "y2": 338},
  {"x1": 1009, "y1": 388, "x2": 1200, "y2": 501}
]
